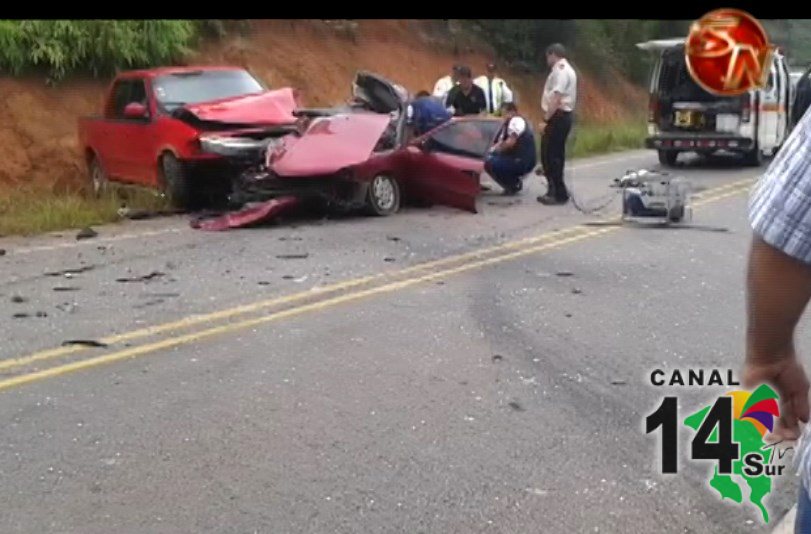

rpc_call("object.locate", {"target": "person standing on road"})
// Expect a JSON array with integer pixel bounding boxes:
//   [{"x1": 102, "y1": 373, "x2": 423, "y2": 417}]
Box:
[
  {"x1": 406, "y1": 90, "x2": 452, "y2": 137},
  {"x1": 474, "y1": 62, "x2": 514, "y2": 116},
  {"x1": 484, "y1": 101, "x2": 536, "y2": 195},
  {"x1": 433, "y1": 64, "x2": 461, "y2": 105},
  {"x1": 537, "y1": 43, "x2": 577, "y2": 206},
  {"x1": 445, "y1": 66, "x2": 487, "y2": 117},
  {"x1": 743, "y1": 106, "x2": 811, "y2": 531}
]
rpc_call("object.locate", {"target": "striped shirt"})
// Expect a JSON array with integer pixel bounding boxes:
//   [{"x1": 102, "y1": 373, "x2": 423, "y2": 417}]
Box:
[{"x1": 749, "y1": 106, "x2": 811, "y2": 495}]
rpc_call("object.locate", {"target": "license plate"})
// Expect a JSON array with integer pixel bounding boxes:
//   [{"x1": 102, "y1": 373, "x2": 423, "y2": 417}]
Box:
[{"x1": 675, "y1": 110, "x2": 695, "y2": 127}]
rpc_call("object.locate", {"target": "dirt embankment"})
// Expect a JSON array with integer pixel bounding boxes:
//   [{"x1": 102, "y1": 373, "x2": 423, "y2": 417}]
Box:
[{"x1": 0, "y1": 19, "x2": 644, "y2": 193}]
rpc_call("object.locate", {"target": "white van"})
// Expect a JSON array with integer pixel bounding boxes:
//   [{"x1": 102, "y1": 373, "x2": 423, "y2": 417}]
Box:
[{"x1": 637, "y1": 38, "x2": 791, "y2": 167}]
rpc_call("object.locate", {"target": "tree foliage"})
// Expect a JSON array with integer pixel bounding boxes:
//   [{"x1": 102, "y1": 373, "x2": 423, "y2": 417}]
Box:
[
  {"x1": 0, "y1": 20, "x2": 202, "y2": 81},
  {"x1": 465, "y1": 19, "x2": 692, "y2": 84}
]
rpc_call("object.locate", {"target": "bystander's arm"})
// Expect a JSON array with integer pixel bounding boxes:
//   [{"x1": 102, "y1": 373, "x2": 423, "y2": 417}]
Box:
[{"x1": 744, "y1": 236, "x2": 811, "y2": 440}]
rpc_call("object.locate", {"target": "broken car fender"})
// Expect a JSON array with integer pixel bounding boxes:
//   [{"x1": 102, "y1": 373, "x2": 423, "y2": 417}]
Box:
[{"x1": 190, "y1": 196, "x2": 301, "y2": 231}]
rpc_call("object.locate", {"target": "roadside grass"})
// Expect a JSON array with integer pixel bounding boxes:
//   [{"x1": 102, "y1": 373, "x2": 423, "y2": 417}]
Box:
[
  {"x1": 562, "y1": 119, "x2": 647, "y2": 159},
  {"x1": 570, "y1": 120, "x2": 647, "y2": 159},
  {"x1": 0, "y1": 185, "x2": 170, "y2": 236}
]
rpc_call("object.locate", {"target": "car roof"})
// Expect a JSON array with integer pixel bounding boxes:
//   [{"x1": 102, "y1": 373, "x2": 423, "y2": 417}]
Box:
[
  {"x1": 635, "y1": 38, "x2": 685, "y2": 52},
  {"x1": 117, "y1": 66, "x2": 248, "y2": 79}
]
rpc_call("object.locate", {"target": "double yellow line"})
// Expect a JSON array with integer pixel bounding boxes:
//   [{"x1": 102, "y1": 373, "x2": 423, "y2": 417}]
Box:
[{"x1": 0, "y1": 177, "x2": 755, "y2": 392}]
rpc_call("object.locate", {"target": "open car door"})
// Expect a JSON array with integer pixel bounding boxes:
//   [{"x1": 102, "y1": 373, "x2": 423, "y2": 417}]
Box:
[{"x1": 406, "y1": 118, "x2": 502, "y2": 213}]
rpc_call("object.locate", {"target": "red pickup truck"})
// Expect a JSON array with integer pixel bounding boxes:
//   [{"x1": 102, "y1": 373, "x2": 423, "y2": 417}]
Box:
[{"x1": 78, "y1": 66, "x2": 300, "y2": 208}]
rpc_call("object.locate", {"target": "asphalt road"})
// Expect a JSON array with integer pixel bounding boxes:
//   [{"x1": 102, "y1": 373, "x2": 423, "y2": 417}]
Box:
[{"x1": 0, "y1": 150, "x2": 799, "y2": 533}]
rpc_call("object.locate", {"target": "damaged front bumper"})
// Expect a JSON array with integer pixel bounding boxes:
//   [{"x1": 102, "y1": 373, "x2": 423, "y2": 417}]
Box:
[
  {"x1": 192, "y1": 171, "x2": 369, "y2": 231},
  {"x1": 198, "y1": 133, "x2": 289, "y2": 165},
  {"x1": 229, "y1": 169, "x2": 368, "y2": 212}
]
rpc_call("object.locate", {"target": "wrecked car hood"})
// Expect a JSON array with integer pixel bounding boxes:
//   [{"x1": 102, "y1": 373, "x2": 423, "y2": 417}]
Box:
[
  {"x1": 352, "y1": 71, "x2": 408, "y2": 114},
  {"x1": 181, "y1": 88, "x2": 298, "y2": 126},
  {"x1": 270, "y1": 113, "x2": 393, "y2": 177}
]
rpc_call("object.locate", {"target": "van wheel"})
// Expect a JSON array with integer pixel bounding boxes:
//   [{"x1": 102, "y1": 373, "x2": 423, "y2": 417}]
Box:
[
  {"x1": 160, "y1": 153, "x2": 193, "y2": 209},
  {"x1": 744, "y1": 143, "x2": 764, "y2": 167},
  {"x1": 658, "y1": 150, "x2": 678, "y2": 167},
  {"x1": 88, "y1": 156, "x2": 109, "y2": 197},
  {"x1": 364, "y1": 175, "x2": 400, "y2": 216}
]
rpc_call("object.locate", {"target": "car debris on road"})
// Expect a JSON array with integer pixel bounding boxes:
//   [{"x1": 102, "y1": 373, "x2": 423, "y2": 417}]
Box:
[{"x1": 76, "y1": 227, "x2": 98, "y2": 240}]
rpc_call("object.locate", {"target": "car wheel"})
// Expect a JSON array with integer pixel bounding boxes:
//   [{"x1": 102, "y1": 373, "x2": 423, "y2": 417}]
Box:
[
  {"x1": 743, "y1": 143, "x2": 764, "y2": 167},
  {"x1": 88, "y1": 156, "x2": 109, "y2": 197},
  {"x1": 658, "y1": 150, "x2": 678, "y2": 167},
  {"x1": 668, "y1": 205, "x2": 685, "y2": 223},
  {"x1": 365, "y1": 174, "x2": 400, "y2": 216},
  {"x1": 160, "y1": 152, "x2": 193, "y2": 209}
]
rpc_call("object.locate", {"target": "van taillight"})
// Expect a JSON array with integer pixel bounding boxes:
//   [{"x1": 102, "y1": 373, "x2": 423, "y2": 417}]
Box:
[
  {"x1": 648, "y1": 95, "x2": 659, "y2": 123},
  {"x1": 741, "y1": 95, "x2": 751, "y2": 123}
]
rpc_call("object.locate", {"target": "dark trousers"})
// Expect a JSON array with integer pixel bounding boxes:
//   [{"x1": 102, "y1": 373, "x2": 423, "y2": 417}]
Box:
[
  {"x1": 485, "y1": 153, "x2": 535, "y2": 192},
  {"x1": 540, "y1": 111, "x2": 573, "y2": 201}
]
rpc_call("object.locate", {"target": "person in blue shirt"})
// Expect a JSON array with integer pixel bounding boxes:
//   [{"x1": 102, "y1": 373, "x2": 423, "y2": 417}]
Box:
[
  {"x1": 406, "y1": 90, "x2": 452, "y2": 137},
  {"x1": 484, "y1": 102, "x2": 537, "y2": 195}
]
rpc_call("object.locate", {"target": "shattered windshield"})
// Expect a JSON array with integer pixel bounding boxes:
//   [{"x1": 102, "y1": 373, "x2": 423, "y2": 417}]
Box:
[{"x1": 154, "y1": 70, "x2": 265, "y2": 112}]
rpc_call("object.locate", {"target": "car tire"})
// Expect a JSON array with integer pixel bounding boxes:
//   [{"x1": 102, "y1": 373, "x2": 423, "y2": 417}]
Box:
[
  {"x1": 364, "y1": 174, "x2": 400, "y2": 216},
  {"x1": 88, "y1": 156, "x2": 109, "y2": 197},
  {"x1": 658, "y1": 150, "x2": 678, "y2": 167},
  {"x1": 160, "y1": 152, "x2": 194, "y2": 209},
  {"x1": 668, "y1": 205, "x2": 685, "y2": 223},
  {"x1": 743, "y1": 143, "x2": 764, "y2": 167}
]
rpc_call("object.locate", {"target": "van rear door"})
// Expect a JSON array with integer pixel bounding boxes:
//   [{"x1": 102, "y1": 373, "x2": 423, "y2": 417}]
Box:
[
  {"x1": 638, "y1": 40, "x2": 749, "y2": 135},
  {"x1": 758, "y1": 60, "x2": 781, "y2": 152}
]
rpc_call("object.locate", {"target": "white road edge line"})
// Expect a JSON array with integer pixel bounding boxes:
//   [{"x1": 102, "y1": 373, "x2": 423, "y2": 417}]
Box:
[
  {"x1": 9, "y1": 228, "x2": 183, "y2": 256},
  {"x1": 772, "y1": 504, "x2": 796, "y2": 534}
]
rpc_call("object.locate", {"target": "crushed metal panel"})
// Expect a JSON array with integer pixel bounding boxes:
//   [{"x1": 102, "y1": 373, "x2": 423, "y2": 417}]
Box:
[
  {"x1": 269, "y1": 113, "x2": 393, "y2": 177},
  {"x1": 190, "y1": 196, "x2": 301, "y2": 231},
  {"x1": 182, "y1": 88, "x2": 299, "y2": 126}
]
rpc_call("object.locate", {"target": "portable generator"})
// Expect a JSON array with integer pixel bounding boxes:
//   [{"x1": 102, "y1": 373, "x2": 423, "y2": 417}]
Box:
[{"x1": 613, "y1": 169, "x2": 692, "y2": 224}]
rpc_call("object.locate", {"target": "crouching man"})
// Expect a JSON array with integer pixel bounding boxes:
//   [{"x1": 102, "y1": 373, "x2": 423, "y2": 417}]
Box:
[{"x1": 484, "y1": 102, "x2": 537, "y2": 195}]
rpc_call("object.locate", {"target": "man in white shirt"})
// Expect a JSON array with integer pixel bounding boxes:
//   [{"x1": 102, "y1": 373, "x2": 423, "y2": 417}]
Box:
[
  {"x1": 484, "y1": 102, "x2": 537, "y2": 195},
  {"x1": 537, "y1": 43, "x2": 577, "y2": 206},
  {"x1": 432, "y1": 64, "x2": 461, "y2": 104},
  {"x1": 474, "y1": 63, "x2": 514, "y2": 116}
]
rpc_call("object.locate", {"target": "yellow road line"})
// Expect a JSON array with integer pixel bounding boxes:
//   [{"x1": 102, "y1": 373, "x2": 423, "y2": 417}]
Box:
[
  {"x1": 0, "y1": 226, "x2": 585, "y2": 373},
  {"x1": 0, "y1": 227, "x2": 609, "y2": 392},
  {"x1": 0, "y1": 176, "x2": 755, "y2": 390}
]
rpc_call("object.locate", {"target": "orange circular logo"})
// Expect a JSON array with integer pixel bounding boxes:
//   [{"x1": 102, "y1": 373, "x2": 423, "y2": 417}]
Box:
[{"x1": 685, "y1": 8, "x2": 773, "y2": 96}]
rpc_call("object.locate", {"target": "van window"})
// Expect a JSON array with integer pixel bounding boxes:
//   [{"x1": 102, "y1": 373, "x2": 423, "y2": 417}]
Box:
[{"x1": 657, "y1": 47, "x2": 716, "y2": 102}]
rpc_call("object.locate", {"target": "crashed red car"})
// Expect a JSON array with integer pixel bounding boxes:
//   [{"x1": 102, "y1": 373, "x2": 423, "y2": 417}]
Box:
[
  {"x1": 78, "y1": 66, "x2": 300, "y2": 208},
  {"x1": 197, "y1": 72, "x2": 503, "y2": 229}
]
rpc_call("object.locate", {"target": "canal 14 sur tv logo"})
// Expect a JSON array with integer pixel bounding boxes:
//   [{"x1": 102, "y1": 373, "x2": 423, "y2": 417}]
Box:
[{"x1": 645, "y1": 368, "x2": 788, "y2": 524}]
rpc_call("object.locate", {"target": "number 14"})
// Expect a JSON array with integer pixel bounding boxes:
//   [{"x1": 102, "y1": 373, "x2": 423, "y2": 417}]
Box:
[{"x1": 646, "y1": 396, "x2": 740, "y2": 474}]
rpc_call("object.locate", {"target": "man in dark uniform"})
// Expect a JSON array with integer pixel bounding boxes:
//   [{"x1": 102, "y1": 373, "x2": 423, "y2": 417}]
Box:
[
  {"x1": 537, "y1": 43, "x2": 577, "y2": 205},
  {"x1": 484, "y1": 102, "x2": 537, "y2": 195},
  {"x1": 444, "y1": 66, "x2": 487, "y2": 117}
]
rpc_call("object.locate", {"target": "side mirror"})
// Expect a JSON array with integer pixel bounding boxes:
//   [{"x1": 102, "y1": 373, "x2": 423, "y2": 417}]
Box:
[{"x1": 124, "y1": 102, "x2": 148, "y2": 120}]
